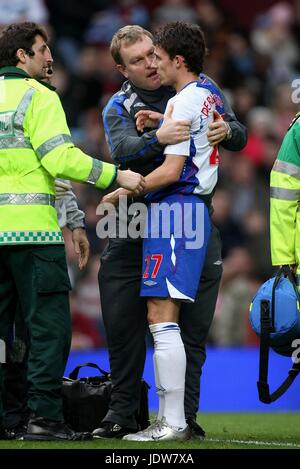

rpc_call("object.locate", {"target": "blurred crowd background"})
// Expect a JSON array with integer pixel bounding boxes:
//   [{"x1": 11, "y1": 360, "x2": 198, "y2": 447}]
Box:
[{"x1": 2, "y1": 0, "x2": 299, "y2": 349}]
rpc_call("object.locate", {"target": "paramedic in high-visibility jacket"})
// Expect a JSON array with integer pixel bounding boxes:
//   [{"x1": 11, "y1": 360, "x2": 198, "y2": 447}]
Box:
[
  {"x1": 0, "y1": 22, "x2": 144, "y2": 441},
  {"x1": 270, "y1": 112, "x2": 300, "y2": 278}
]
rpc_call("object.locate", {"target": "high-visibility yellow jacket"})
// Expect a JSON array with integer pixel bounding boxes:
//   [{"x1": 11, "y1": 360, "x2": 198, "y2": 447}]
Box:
[
  {"x1": 270, "y1": 112, "x2": 300, "y2": 267},
  {"x1": 0, "y1": 67, "x2": 117, "y2": 245}
]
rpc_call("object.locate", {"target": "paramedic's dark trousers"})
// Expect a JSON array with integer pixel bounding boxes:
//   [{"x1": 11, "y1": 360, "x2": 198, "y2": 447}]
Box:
[
  {"x1": 99, "y1": 225, "x2": 222, "y2": 428},
  {"x1": 3, "y1": 307, "x2": 29, "y2": 429},
  {"x1": 0, "y1": 245, "x2": 71, "y2": 424}
]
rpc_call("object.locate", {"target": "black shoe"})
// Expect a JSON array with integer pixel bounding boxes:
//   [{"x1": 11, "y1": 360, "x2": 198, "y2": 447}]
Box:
[
  {"x1": 186, "y1": 417, "x2": 206, "y2": 439},
  {"x1": 5, "y1": 424, "x2": 27, "y2": 440},
  {"x1": 23, "y1": 416, "x2": 92, "y2": 441},
  {"x1": 92, "y1": 422, "x2": 137, "y2": 439},
  {"x1": 0, "y1": 425, "x2": 14, "y2": 440}
]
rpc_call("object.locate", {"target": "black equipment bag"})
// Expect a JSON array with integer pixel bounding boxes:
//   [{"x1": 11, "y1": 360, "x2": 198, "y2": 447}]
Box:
[{"x1": 62, "y1": 362, "x2": 150, "y2": 432}]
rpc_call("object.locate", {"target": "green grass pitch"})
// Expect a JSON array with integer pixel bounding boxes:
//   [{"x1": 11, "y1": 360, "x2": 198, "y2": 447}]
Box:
[{"x1": 0, "y1": 413, "x2": 300, "y2": 449}]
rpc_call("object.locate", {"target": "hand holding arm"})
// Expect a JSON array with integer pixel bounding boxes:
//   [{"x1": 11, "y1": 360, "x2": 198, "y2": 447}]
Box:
[
  {"x1": 116, "y1": 170, "x2": 145, "y2": 195},
  {"x1": 156, "y1": 104, "x2": 191, "y2": 145},
  {"x1": 207, "y1": 110, "x2": 232, "y2": 146},
  {"x1": 105, "y1": 155, "x2": 185, "y2": 197},
  {"x1": 142, "y1": 154, "x2": 186, "y2": 193},
  {"x1": 135, "y1": 105, "x2": 191, "y2": 145}
]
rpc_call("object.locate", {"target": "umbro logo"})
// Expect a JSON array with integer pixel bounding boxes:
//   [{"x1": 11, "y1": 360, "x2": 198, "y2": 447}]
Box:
[
  {"x1": 112, "y1": 424, "x2": 122, "y2": 432},
  {"x1": 213, "y1": 260, "x2": 222, "y2": 265},
  {"x1": 143, "y1": 280, "x2": 157, "y2": 286},
  {"x1": 155, "y1": 385, "x2": 166, "y2": 393}
]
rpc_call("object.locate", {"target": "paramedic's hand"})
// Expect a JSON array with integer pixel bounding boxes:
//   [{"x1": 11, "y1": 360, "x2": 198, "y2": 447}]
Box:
[
  {"x1": 72, "y1": 228, "x2": 90, "y2": 270},
  {"x1": 116, "y1": 170, "x2": 145, "y2": 195},
  {"x1": 55, "y1": 179, "x2": 72, "y2": 200},
  {"x1": 207, "y1": 111, "x2": 231, "y2": 146}
]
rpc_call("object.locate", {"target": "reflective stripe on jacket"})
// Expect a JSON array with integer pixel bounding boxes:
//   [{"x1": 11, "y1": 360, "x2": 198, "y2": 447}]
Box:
[{"x1": 0, "y1": 67, "x2": 116, "y2": 244}]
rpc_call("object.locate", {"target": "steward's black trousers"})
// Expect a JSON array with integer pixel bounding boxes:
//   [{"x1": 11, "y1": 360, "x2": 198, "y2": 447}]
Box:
[
  {"x1": 99, "y1": 224, "x2": 222, "y2": 428},
  {"x1": 0, "y1": 244, "x2": 71, "y2": 423}
]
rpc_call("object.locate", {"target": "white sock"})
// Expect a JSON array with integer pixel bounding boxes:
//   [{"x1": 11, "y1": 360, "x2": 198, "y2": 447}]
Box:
[
  {"x1": 149, "y1": 322, "x2": 186, "y2": 429},
  {"x1": 153, "y1": 351, "x2": 165, "y2": 421}
]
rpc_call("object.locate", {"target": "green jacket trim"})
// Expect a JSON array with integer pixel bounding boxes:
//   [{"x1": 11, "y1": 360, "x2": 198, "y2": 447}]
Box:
[
  {"x1": 0, "y1": 67, "x2": 30, "y2": 78},
  {"x1": 110, "y1": 165, "x2": 118, "y2": 185},
  {"x1": 0, "y1": 67, "x2": 56, "y2": 91},
  {"x1": 0, "y1": 230, "x2": 63, "y2": 244}
]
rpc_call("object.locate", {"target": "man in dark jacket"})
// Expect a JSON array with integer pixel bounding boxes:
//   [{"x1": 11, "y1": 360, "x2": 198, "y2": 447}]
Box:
[{"x1": 93, "y1": 25, "x2": 247, "y2": 439}]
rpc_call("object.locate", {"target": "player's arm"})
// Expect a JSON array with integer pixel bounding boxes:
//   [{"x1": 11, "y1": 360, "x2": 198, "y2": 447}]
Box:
[
  {"x1": 103, "y1": 95, "x2": 194, "y2": 196},
  {"x1": 103, "y1": 99, "x2": 190, "y2": 164},
  {"x1": 142, "y1": 154, "x2": 186, "y2": 192},
  {"x1": 102, "y1": 152, "x2": 186, "y2": 201},
  {"x1": 137, "y1": 98, "x2": 193, "y2": 192},
  {"x1": 134, "y1": 95, "x2": 199, "y2": 192}
]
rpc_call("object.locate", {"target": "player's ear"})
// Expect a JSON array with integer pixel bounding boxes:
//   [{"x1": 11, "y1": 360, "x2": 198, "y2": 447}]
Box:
[{"x1": 175, "y1": 55, "x2": 184, "y2": 69}]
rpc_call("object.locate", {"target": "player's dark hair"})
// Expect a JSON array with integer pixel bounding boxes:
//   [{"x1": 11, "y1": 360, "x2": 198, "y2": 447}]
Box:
[
  {"x1": 0, "y1": 22, "x2": 48, "y2": 68},
  {"x1": 154, "y1": 22, "x2": 207, "y2": 75}
]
